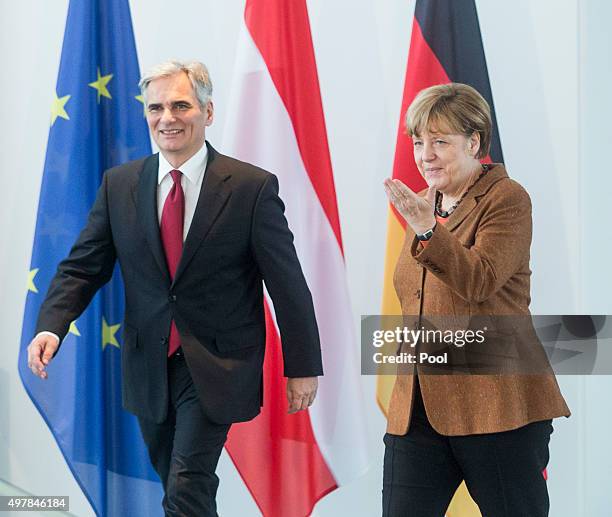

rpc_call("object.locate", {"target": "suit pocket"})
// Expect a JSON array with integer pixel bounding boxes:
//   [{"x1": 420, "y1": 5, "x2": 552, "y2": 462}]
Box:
[
  {"x1": 123, "y1": 323, "x2": 139, "y2": 349},
  {"x1": 216, "y1": 323, "x2": 265, "y2": 352}
]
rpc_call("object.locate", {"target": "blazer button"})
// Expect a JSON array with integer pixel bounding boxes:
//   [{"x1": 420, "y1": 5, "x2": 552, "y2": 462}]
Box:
[
  {"x1": 160, "y1": 337, "x2": 168, "y2": 345},
  {"x1": 414, "y1": 289, "x2": 422, "y2": 299},
  {"x1": 168, "y1": 294, "x2": 177, "y2": 302}
]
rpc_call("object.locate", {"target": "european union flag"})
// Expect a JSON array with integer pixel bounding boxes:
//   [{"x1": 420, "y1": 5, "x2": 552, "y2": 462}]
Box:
[{"x1": 18, "y1": 1, "x2": 163, "y2": 515}]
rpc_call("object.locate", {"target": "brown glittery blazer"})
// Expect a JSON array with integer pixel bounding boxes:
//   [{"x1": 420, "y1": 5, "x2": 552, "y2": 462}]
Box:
[{"x1": 386, "y1": 164, "x2": 570, "y2": 436}]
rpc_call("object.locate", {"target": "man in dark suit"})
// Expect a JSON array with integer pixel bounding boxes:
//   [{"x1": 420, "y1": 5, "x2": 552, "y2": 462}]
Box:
[{"x1": 26, "y1": 60, "x2": 323, "y2": 516}]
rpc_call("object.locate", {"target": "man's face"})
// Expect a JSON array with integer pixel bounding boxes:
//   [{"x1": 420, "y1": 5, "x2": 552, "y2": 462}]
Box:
[{"x1": 145, "y1": 72, "x2": 213, "y2": 167}]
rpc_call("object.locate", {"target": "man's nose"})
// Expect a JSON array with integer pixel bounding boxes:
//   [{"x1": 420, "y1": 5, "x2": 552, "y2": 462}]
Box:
[{"x1": 160, "y1": 107, "x2": 175, "y2": 123}]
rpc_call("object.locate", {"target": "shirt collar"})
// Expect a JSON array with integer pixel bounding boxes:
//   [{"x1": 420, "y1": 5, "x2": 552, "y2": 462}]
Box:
[{"x1": 158, "y1": 143, "x2": 208, "y2": 185}]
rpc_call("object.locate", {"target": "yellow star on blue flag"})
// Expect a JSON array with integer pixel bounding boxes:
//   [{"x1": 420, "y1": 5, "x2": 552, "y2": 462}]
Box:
[
  {"x1": 27, "y1": 268, "x2": 39, "y2": 293},
  {"x1": 51, "y1": 92, "x2": 70, "y2": 126},
  {"x1": 69, "y1": 321, "x2": 81, "y2": 337},
  {"x1": 89, "y1": 67, "x2": 113, "y2": 103},
  {"x1": 135, "y1": 94, "x2": 146, "y2": 116},
  {"x1": 102, "y1": 318, "x2": 121, "y2": 350}
]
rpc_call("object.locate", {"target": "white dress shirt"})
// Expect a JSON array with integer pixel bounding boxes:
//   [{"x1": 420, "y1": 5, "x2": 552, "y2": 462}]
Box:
[
  {"x1": 157, "y1": 143, "x2": 208, "y2": 241},
  {"x1": 37, "y1": 144, "x2": 209, "y2": 345}
]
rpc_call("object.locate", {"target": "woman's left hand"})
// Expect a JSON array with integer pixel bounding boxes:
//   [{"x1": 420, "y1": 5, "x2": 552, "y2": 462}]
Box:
[{"x1": 384, "y1": 178, "x2": 437, "y2": 235}]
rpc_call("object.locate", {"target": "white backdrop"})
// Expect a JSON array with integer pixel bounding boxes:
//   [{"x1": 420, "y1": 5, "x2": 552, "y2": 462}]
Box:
[{"x1": 0, "y1": 0, "x2": 611, "y2": 515}]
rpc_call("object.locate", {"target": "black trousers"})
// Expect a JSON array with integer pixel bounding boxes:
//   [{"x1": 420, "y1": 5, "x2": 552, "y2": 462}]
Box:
[
  {"x1": 383, "y1": 379, "x2": 553, "y2": 517},
  {"x1": 138, "y1": 351, "x2": 231, "y2": 517}
]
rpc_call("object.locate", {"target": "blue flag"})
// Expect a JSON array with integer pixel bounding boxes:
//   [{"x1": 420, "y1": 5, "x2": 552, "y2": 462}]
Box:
[{"x1": 18, "y1": 1, "x2": 163, "y2": 515}]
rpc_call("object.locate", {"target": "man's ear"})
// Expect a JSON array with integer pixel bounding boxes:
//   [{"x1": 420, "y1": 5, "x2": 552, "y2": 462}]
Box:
[{"x1": 205, "y1": 101, "x2": 214, "y2": 127}]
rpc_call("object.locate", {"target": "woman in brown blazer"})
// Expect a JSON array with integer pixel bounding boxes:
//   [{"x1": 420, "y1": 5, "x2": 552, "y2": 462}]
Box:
[{"x1": 382, "y1": 83, "x2": 570, "y2": 517}]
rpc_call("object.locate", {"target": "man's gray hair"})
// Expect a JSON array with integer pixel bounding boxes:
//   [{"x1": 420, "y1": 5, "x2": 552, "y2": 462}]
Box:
[{"x1": 138, "y1": 60, "x2": 213, "y2": 108}]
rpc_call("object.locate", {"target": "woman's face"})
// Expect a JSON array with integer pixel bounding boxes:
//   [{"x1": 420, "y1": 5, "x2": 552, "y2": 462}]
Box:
[{"x1": 412, "y1": 128, "x2": 480, "y2": 194}]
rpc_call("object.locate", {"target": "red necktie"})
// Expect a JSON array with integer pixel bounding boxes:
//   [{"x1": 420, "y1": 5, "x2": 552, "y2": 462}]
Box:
[{"x1": 160, "y1": 169, "x2": 184, "y2": 357}]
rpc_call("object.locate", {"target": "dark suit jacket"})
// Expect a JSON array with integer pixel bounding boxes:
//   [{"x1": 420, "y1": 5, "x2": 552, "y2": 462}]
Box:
[
  {"x1": 387, "y1": 164, "x2": 570, "y2": 436},
  {"x1": 36, "y1": 142, "x2": 323, "y2": 424}
]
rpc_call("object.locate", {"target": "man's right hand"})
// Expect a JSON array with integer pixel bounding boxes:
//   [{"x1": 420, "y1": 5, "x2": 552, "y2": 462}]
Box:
[{"x1": 27, "y1": 333, "x2": 60, "y2": 380}]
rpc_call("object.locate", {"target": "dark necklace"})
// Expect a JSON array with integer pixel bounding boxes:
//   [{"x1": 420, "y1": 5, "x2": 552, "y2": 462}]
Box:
[{"x1": 435, "y1": 163, "x2": 489, "y2": 218}]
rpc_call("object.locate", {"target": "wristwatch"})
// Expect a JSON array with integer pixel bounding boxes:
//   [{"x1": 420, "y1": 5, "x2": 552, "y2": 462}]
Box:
[{"x1": 416, "y1": 224, "x2": 436, "y2": 241}]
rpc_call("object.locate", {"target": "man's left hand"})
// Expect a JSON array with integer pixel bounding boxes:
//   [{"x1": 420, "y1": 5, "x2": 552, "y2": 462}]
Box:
[{"x1": 287, "y1": 377, "x2": 318, "y2": 414}]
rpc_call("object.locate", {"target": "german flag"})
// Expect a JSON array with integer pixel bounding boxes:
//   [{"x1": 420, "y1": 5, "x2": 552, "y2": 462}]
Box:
[{"x1": 378, "y1": 1, "x2": 503, "y2": 515}]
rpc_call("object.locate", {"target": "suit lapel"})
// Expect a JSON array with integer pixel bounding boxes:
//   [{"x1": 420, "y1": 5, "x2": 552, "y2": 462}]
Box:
[
  {"x1": 173, "y1": 143, "x2": 232, "y2": 285},
  {"x1": 136, "y1": 154, "x2": 171, "y2": 283},
  {"x1": 442, "y1": 164, "x2": 508, "y2": 232}
]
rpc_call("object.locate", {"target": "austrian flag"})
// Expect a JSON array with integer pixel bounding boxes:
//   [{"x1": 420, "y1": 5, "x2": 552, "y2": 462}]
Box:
[{"x1": 222, "y1": 1, "x2": 369, "y2": 516}]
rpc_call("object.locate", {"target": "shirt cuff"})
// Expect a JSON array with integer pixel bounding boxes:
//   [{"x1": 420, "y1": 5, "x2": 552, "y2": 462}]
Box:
[{"x1": 35, "y1": 331, "x2": 61, "y2": 344}]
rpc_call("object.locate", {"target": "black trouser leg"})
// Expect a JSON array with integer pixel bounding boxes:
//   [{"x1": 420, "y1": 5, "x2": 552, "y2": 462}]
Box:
[
  {"x1": 451, "y1": 419, "x2": 553, "y2": 517},
  {"x1": 138, "y1": 353, "x2": 230, "y2": 517},
  {"x1": 383, "y1": 376, "x2": 462, "y2": 517}
]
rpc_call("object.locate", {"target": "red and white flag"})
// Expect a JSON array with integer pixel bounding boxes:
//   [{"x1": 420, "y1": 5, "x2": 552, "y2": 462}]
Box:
[{"x1": 222, "y1": 1, "x2": 369, "y2": 516}]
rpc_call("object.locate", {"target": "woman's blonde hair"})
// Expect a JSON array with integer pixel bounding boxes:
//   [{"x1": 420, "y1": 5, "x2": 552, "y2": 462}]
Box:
[{"x1": 405, "y1": 83, "x2": 492, "y2": 159}]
